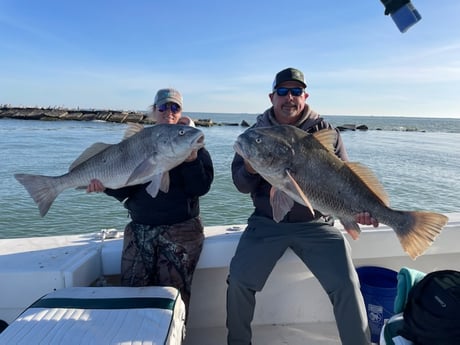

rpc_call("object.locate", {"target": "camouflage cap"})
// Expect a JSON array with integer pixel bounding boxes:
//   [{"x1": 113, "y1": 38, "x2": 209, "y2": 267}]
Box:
[
  {"x1": 272, "y1": 67, "x2": 307, "y2": 90},
  {"x1": 154, "y1": 88, "x2": 183, "y2": 108}
]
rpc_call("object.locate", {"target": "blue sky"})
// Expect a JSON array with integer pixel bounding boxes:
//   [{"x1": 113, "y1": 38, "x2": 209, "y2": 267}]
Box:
[{"x1": 1, "y1": 1, "x2": 459, "y2": 118}]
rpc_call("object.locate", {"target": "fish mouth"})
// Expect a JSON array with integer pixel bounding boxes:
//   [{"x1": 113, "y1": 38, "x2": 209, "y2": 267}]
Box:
[{"x1": 233, "y1": 141, "x2": 247, "y2": 159}]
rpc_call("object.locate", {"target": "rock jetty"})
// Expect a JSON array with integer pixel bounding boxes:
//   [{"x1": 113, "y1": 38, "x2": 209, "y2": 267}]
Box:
[
  {"x1": 1, "y1": 106, "x2": 374, "y2": 131},
  {"x1": 0, "y1": 106, "x2": 250, "y2": 127}
]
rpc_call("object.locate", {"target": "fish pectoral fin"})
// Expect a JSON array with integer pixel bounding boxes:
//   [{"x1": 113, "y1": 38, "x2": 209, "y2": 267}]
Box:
[
  {"x1": 345, "y1": 162, "x2": 390, "y2": 206},
  {"x1": 123, "y1": 122, "x2": 145, "y2": 140},
  {"x1": 270, "y1": 187, "x2": 294, "y2": 223},
  {"x1": 126, "y1": 158, "x2": 157, "y2": 185},
  {"x1": 159, "y1": 172, "x2": 170, "y2": 193},
  {"x1": 285, "y1": 171, "x2": 315, "y2": 217},
  {"x1": 339, "y1": 218, "x2": 361, "y2": 240},
  {"x1": 69, "y1": 143, "x2": 112, "y2": 171},
  {"x1": 145, "y1": 174, "x2": 163, "y2": 198},
  {"x1": 145, "y1": 172, "x2": 170, "y2": 197}
]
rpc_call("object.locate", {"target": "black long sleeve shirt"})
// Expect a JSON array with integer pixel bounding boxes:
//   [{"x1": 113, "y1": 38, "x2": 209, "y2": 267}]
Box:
[{"x1": 105, "y1": 147, "x2": 213, "y2": 226}]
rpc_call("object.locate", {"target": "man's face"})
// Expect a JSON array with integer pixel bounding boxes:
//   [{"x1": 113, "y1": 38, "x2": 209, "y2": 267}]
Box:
[{"x1": 269, "y1": 81, "x2": 308, "y2": 125}]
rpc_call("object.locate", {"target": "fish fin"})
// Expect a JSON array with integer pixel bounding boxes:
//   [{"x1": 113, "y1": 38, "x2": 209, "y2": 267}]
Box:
[
  {"x1": 312, "y1": 129, "x2": 337, "y2": 154},
  {"x1": 270, "y1": 187, "x2": 294, "y2": 222},
  {"x1": 396, "y1": 211, "x2": 448, "y2": 260},
  {"x1": 145, "y1": 174, "x2": 162, "y2": 198},
  {"x1": 145, "y1": 173, "x2": 170, "y2": 198},
  {"x1": 14, "y1": 173, "x2": 64, "y2": 217},
  {"x1": 69, "y1": 143, "x2": 112, "y2": 171},
  {"x1": 123, "y1": 122, "x2": 145, "y2": 140},
  {"x1": 160, "y1": 172, "x2": 170, "y2": 193},
  {"x1": 285, "y1": 170, "x2": 315, "y2": 216},
  {"x1": 345, "y1": 162, "x2": 390, "y2": 206},
  {"x1": 339, "y1": 218, "x2": 361, "y2": 240},
  {"x1": 126, "y1": 158, "x2": 158, "y2": 185}
]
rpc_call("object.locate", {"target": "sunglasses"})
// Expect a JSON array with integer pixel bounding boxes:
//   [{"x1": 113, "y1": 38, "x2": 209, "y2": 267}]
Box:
[
  {"x1": 275, "y1": 87, "x2": 304, "y2": 97},
  {"x1": 157, "y1": 103, "x2": 181, "y2": 114}
]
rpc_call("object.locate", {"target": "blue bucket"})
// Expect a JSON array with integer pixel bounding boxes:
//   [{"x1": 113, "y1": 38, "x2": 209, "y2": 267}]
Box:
[{"x1": 356, "y1": 266, "x2": 398, "y2": 344}]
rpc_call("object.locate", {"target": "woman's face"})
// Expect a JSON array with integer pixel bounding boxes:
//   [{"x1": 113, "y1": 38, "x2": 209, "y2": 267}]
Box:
[{"x1": 153, "y1": 102, "x2": 182, "y2": 124}]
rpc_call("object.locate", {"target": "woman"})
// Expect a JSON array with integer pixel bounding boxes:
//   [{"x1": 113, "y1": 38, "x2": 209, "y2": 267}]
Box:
[{"x1": 87, "y1": 88, "x2": 214, "y2": 314}]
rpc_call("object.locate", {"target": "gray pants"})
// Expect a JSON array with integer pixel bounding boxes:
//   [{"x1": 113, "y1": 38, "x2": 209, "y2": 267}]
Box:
[{"x1": 226, "y1": 215, "x2": 370, "y2": 345}]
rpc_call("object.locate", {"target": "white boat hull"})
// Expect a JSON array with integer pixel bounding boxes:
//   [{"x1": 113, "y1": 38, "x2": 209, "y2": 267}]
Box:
[{"x1": 1, "y1": 212, "x2": 459, "y2": 344}]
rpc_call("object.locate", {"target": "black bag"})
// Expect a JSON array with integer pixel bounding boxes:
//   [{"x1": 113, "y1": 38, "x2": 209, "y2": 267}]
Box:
[{"x1": 400, "y1": 269, "x2": 460, "y2": 345}]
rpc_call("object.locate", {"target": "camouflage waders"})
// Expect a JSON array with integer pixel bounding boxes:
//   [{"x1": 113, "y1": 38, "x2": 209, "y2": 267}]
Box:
[{"x1": 120, "y1": 217, "x2": 204, "y2": 314}]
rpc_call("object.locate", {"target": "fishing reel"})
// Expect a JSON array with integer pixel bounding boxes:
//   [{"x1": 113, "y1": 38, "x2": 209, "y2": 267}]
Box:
[{"x1": 380, "y1": 0, "x2": 421, "y2": 33}]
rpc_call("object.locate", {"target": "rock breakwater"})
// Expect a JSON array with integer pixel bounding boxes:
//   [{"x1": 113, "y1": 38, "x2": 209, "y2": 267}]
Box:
[{"x1": 0, "y1": 106, "x2": 248, "y2": 127}]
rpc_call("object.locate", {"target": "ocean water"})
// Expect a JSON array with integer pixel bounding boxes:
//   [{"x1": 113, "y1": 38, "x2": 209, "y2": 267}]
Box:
[{"x1": 1, "y1": 114, "x2": 459, "y2": 239}]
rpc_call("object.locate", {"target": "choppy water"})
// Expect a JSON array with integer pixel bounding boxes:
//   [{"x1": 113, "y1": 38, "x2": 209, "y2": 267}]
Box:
[{"x1": 1, "y1": 114, "x2": 459, "y2": 239}]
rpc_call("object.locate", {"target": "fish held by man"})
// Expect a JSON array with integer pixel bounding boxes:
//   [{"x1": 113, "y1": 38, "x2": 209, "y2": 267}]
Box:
[
  {"x1": 233, "y1": 125, "x2": 448, "y2": 260},
  {"x1": 15, "y1": 124, "x2": 205, "y2": 217}
]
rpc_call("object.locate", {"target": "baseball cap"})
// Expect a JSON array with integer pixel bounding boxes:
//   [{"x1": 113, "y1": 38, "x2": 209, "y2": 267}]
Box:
[
  {"x1": 154, "y1": 88, "x2": 183, "y2": 108},
  {"x1": 272, "y1": 68, "x2": 307, "y2": 90}
]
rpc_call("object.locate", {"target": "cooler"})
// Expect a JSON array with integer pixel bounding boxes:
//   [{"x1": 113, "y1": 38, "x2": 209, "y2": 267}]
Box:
[{"x1": 0, "y1": 286, "x2": 185, "y2": 345}]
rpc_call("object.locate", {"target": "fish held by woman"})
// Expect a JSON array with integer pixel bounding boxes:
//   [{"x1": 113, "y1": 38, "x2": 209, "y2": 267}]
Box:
[
  {"x1": 15, "y1": 124, "x2": 205, "y2": 217},
  {"x1": 233, "y1": 125, "x2": 448, "y2": 260}
]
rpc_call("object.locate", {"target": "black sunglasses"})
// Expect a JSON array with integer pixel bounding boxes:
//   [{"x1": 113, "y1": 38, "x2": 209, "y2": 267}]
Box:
[
  {"x1": 157, "y1": 103, "x2": 181, "y2": 114},
  {"x1": 275, "y1": 87, "x2": 304, "y2": 97}
]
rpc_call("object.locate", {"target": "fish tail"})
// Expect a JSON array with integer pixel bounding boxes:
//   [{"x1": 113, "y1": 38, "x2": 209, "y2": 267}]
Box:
[
  {"x1": 14, "y1": 173, "x2": 63, "y2": 217},
  {"x1": 395, "y1": 211, "x2": 449, "y2": 260}
]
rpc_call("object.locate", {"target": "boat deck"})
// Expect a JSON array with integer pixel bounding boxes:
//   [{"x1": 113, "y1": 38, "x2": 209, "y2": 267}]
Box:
[{"x1": 184, "y1": 322, "x2": 342, "y2": 345}]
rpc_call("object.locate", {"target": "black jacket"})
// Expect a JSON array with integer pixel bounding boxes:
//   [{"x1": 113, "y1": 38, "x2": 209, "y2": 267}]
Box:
[{"x1": 105, "y1": 147, "x2": 213, "y2": 226}]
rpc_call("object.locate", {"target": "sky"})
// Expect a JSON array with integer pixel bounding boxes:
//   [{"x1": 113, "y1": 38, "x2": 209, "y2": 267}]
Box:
[{"x1": 1, "y1": 1, "x2": 459, "y2": 118}]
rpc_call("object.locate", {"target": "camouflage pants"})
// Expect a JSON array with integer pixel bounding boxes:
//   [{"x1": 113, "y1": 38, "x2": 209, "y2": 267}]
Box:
[{"x1": 120, "y1": 217, "x2": 204, "y2": 312}]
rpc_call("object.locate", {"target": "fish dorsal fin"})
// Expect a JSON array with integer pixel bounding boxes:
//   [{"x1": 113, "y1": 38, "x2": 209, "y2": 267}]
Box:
[
  {"x1": 123, "y1": 122, "x2": 145, "y2": 140},
  {"x1": 69, "y1": 143, "x2": 112, "y2": 171},
  {"x1": 312, "y1": 129, "x2": 336, "y2": 154},
  {"x1": 346, "y1": 162, "x2": 390, "y2": 206}
]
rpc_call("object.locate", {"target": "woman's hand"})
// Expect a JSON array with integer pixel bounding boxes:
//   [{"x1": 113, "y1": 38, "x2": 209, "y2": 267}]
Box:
[
  {"x1": 184, "y1": 150, "x2": 198, "y2": 162},
  {"x1": 86, "y1": 179, "x2": 106, "y2": 193}
]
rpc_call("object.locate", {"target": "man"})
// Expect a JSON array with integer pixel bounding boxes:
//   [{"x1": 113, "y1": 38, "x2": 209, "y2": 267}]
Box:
[
  {"x1": 87, "y1": 88, "x2": 214, "y2": 315},
  {"x1": 227, "y1": 68, "x2": 377, "y2": 345}
]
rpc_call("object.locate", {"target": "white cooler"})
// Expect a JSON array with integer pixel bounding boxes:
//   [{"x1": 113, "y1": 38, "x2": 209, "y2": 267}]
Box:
[{"x1": 0, "y1": 286, "x2": 185, "y2": 345}]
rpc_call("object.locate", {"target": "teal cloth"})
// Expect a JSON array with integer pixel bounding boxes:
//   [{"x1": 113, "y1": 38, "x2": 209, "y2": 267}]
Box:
[{"x1": 394, "y1": 266, "x2": 426, "y2": 313}]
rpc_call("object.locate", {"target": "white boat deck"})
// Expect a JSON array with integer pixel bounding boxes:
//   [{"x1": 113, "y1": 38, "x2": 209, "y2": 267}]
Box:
[{"x1": 184, "y1": 322, "x2": 341, "y2": 345}]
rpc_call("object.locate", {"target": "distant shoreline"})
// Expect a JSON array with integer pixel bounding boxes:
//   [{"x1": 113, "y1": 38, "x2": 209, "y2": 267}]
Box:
[
  {"x1": 0, "y1": 106, "x2": 366, "y2": 131},
  {"x1": 0, "y1": 106, "x2": 249, "y2": 127},
  {"x1": 6, "y1": 106, "x2": 443, "y2": 132}
]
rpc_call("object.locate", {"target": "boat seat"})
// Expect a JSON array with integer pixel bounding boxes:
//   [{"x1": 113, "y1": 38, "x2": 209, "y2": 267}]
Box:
[{"x1": 0, "y1": 286, "x2": 185, "y2": 345}]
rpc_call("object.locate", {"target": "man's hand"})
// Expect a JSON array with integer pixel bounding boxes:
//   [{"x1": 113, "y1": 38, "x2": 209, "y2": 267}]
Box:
[
  {"x1": 355, "y1": 212, "x2": 379, "y2": 227},
  {"x1": 86, "y1": 179, "x2": 106, "y2": 193},
  {"x1": 244, "y1": 160, "x2": 258, "y2": 174}
]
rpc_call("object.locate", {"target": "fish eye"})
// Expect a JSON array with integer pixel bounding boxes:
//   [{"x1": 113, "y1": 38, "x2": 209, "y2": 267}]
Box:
[{"x1": 178, "y1": 129, "x2": 185, "y2": 136}]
